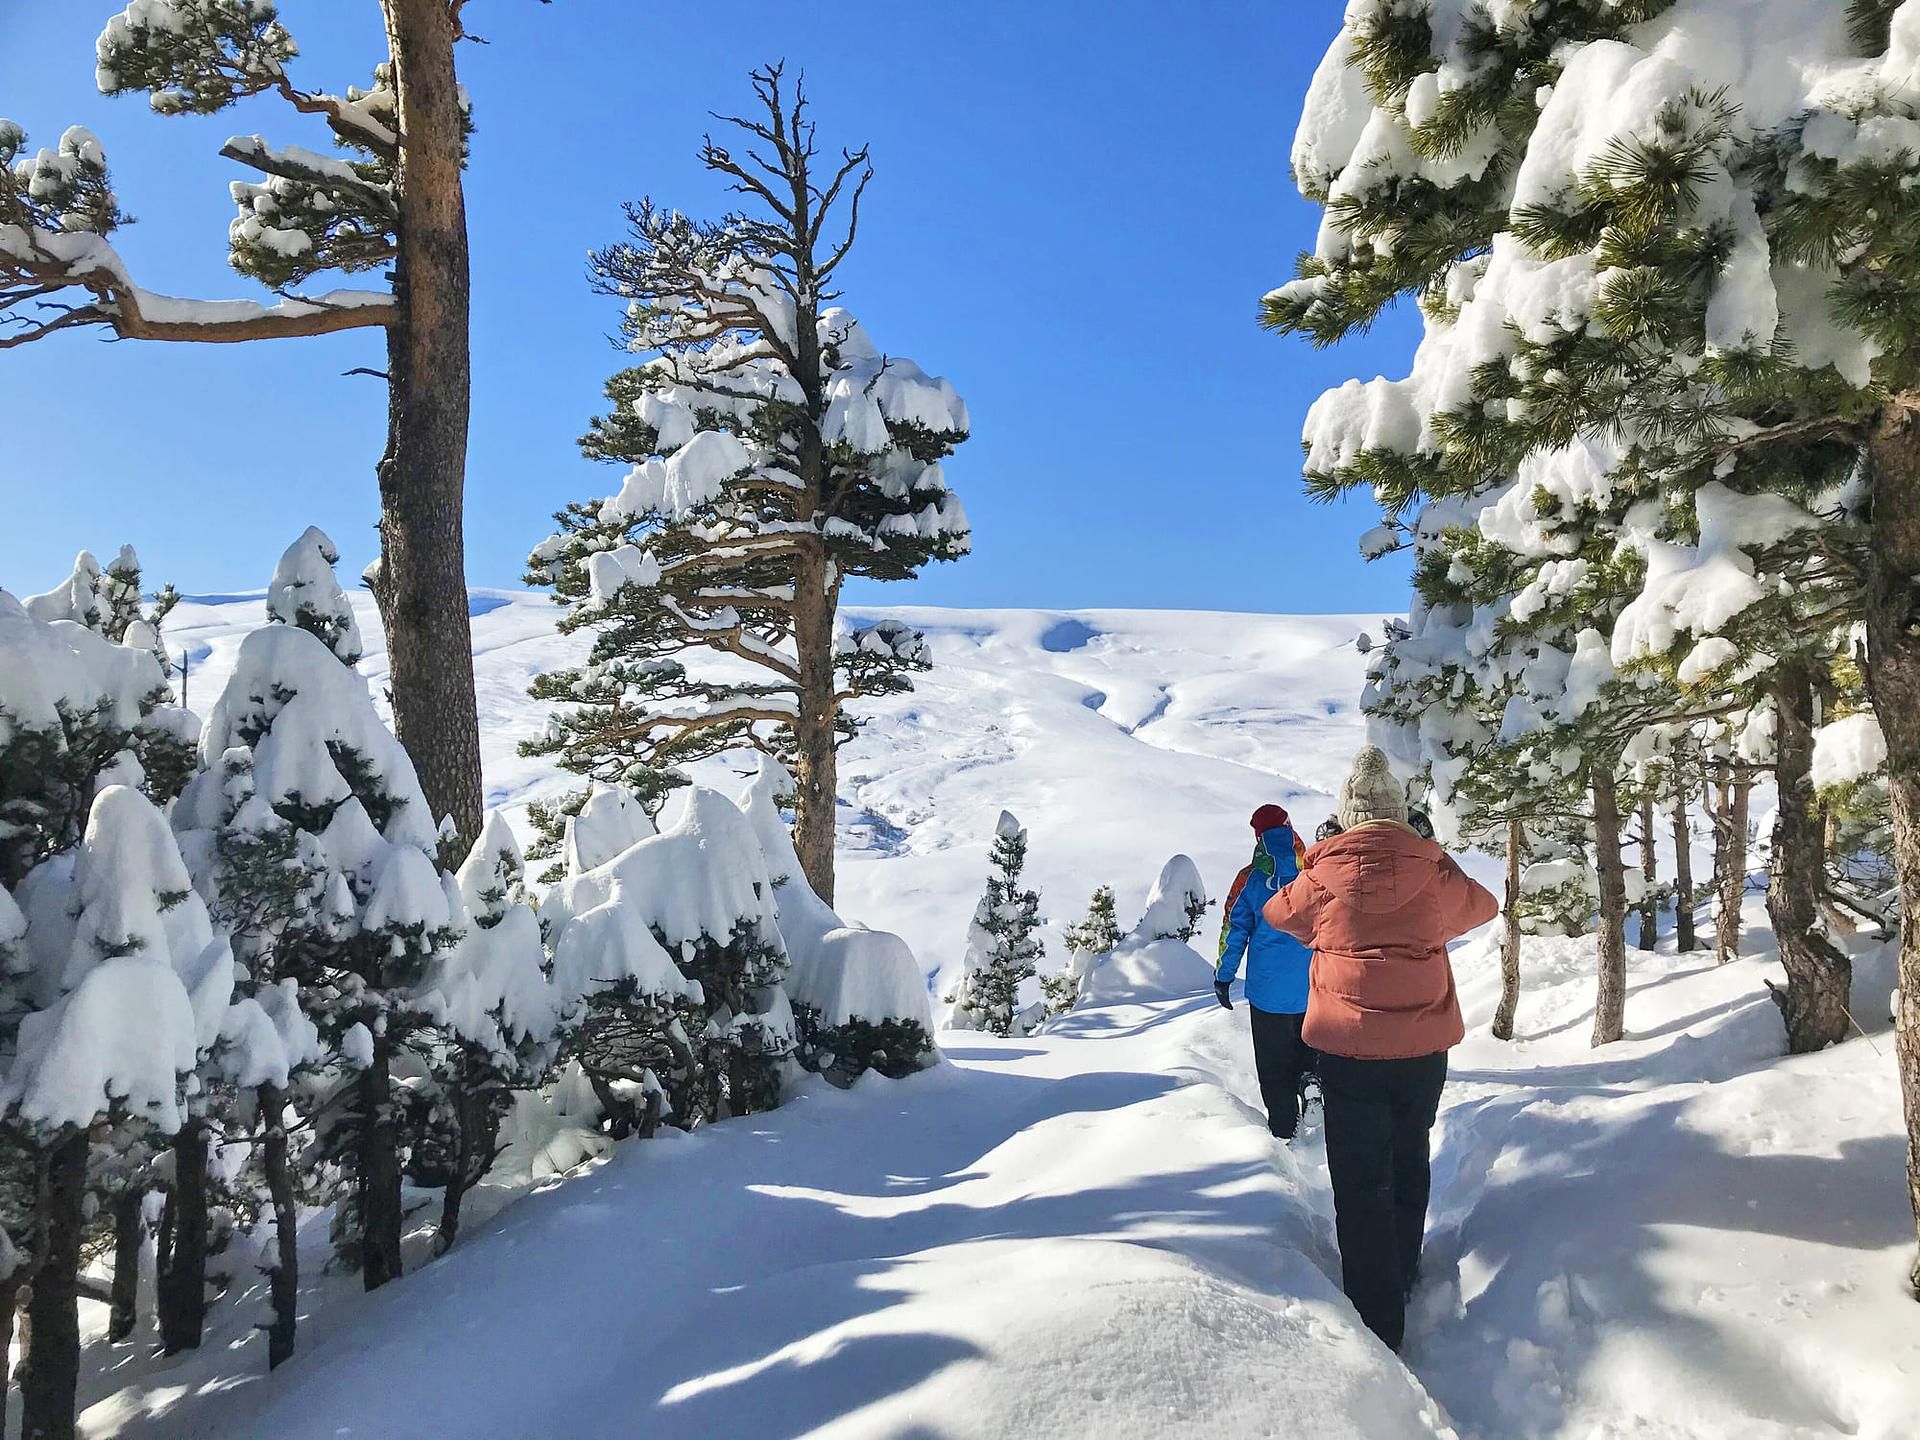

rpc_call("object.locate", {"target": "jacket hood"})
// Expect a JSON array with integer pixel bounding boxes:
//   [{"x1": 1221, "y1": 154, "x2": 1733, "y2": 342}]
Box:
[
  {"x1": 1303, "y1": 821, "x2": 1443, "y2": 916},
  {"x1": 1258, "y1": 825, "x2": 1299, "y2": 882}
]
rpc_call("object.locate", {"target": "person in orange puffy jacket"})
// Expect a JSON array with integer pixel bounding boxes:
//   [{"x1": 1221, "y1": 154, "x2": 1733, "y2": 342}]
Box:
[{"x1": 1264, "y1": 746, "x2": 1498, "y2": 1353}]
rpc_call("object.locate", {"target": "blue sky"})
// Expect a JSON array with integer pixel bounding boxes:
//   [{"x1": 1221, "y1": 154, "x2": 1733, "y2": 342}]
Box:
[{"x1": 2, "y1": 1, "x2": 1420, "y2": 614}]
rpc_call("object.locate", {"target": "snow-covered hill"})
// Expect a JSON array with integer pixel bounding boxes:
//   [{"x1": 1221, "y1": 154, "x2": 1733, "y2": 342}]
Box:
[
  {"x1": 164, "y1": 590, "x2": 1388, "y2": 998},
  {"x1": 96, "y1": 592, "x2": 1915, "y2": 1440}
]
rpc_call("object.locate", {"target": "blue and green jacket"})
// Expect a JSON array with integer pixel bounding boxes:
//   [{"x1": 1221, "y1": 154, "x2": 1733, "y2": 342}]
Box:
[{"x1": 1215, "y1": 825, "x2": 1311, "y2": 1014}]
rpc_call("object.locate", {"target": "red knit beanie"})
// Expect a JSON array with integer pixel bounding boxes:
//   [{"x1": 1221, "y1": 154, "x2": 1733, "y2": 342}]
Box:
[{"x1": 1250, "y1": 803, "x2": 1290, "y2": 833}]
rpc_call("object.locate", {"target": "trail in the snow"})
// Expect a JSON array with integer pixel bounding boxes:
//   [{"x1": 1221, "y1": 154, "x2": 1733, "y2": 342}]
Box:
[{"x1": 82, "y1": 986, "x2": 1453, "y2": 1440}]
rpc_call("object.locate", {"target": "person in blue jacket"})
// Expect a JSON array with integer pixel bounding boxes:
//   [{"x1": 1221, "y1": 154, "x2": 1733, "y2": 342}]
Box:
[{"x1": 1215, "y1": 804, "x2": 1316, "y2": 1140}]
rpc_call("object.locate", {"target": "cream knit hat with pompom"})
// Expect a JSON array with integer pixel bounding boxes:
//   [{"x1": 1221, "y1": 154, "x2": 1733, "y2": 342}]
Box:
[{"x1": 1337, "y1": 745, "x2": 1408, "y2": 830}]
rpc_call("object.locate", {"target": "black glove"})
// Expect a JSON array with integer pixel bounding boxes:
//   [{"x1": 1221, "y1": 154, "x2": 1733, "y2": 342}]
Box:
[{"x1": 1214, "y1": 981, "x2": 1233, "y2": 1010}]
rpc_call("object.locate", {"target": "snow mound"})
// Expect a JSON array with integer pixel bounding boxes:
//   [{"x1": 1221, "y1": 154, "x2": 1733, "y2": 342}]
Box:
[
  {"x1": 789, "y1": 925, "x2": 931, "y2": 1031},
  {"x1": 1079, "y1": 937, "x2": 1215, "y2": 1007}
]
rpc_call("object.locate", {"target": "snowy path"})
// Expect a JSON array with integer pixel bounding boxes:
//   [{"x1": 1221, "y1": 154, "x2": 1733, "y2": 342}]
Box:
[
  {"x1": 77, "y1": 924, "x2": 1920, "y2": 1440},
  {"x1": 85, "y1": 988, "x2": 1452, "y2": 1440}
]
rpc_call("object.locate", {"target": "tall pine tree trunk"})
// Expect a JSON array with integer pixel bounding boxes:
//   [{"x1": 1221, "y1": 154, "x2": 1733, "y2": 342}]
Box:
[
  {"x1": 1492, "y1": 820, "x2": 1523, "y2": 1040},
  {"x1": 790, "y1": 542, "x2": 841, "y2": 907},
  {"x1": 358, "y1": 1053, "x2": 405, "y2": 1290},
  {"x1": 107, "y1": 1188, "x2": 143, "y2": 1344},
  {"x1": 1592, "y1": 768, "x2": 1629, "y2": 1046},
  {"x1": 1862, "y1": 399, "x2": 1920, "y2": 1291},
  {"x1": 258, "y1": 1083, "x2": 299, "y2": 1369},
  {"x1": 1673, "y1": 767, "x2": 1698, "y2": 952},
  {"x1": 1715, "y1": 762, "x2": 1751, "y2": 963},
  {"x1": 1637, "y1": 794, "x2": 1658, "y2": 951},
  {"x1": 1767, "y1": 658, "x2": 1853, "y2": 1053},
  {"x1": 156, "y1": 1120, "x2": 208, "y2": 1354},
  {"x1": 369, "y1": 0, "x2": 482, "y2": 856},
  {"x1": 20, "y1": 1130, "x2": 86, "y2": 1440}
]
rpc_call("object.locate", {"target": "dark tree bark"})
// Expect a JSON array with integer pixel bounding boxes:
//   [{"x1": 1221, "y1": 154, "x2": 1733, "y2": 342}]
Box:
[
  {"x1": 1673, "y1": 765, "x2": 1699, "y2": 952},
  {"x1": 258, "y1": 1083, "x2": 300, "y2": 1369},
  {"x1": 1861, "y1": 399, "x2": 1920, "y2": 1291},
  {"x1": 1714, "y1": 762, "x2": 1752, "y2": 963},
  {"x1": 1492, "y1": 820, "x2": 1523, "y2": 1041},
  {"x1": 1766, "y1": 658, "x2": 1854, "y2": 1053},
  {"x1": 107, "y1": 1188, "x2": 144, "y2": 1344},
  {"x1": 1637, "y1": 793, "x2": 1659, "y2": 951},
  {"x1": 358, "y1": 1054, "x2": 405, "y2": 1290},
  {"x1": 20, "y1": 1130, "x2": 86, "y2": 1440},
  {"x1": 436, "y1": 1063, "x2": 504, "y2": 1257},
  {"x1": 1591, "y1": 767, "x2": 1629, "y2": 1047},
  {"x1": 156, "y1": 1120, "x2": 208, "y2": 1354},
  {"x1": 370, "y1": 0, "x2": 483, "y2": 857},
  {"x1": 790, "y1": 544, "x2": 841, "y2": 906}
]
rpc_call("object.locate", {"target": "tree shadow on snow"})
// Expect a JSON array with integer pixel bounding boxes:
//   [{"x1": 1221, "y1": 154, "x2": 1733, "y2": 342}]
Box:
[{"x1": 1412, "y1": 1093, "x2": 1905, "y2": 1438}]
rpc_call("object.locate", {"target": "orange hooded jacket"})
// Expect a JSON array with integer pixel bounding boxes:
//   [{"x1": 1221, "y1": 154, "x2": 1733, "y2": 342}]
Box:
[{"x1": 1262, "y1": 821, "x2": 1498, "y2": 1060}]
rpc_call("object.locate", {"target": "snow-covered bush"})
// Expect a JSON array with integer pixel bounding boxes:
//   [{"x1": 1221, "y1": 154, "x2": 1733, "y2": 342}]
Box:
[
  {"x1": 1136, "y1": 856, "x2": 1210, "y2": 943},
  {"x1": 266, "y1": 526, "x2": 363, "y2": 666},
  {"x1": 945, "y1": 812, "x2": 1044, "y2": 1037},
  {"x1": 735, "y1": 757, "x2": 933, "y2": 1082},
  {"x1": 544, "y1": 787, "x2": 795, "y2": 1129},
  {"x1": 423, "y1": 813, "x2": 555, "y2": 1250},
  {"x1": 1515, "y1": 857, "x2": 1599, "y2": 940},
  {"x1": 1046, "y1": 884, "x2": 1123, "y2": 1014}
]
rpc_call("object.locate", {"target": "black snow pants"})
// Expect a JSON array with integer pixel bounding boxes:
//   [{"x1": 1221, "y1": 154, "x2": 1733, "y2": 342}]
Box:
[
  {"x1": 1318, "y1": 1049, "x2": 1448, "y2": 1352},
  {"x1": 1248, "y1": 1006, "x2": 1315, "y2": 1140}
]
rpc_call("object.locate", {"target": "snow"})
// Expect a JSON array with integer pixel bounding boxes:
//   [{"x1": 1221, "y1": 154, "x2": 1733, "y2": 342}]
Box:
[
  {"x1": 1077, "y1": 935, "x2": 1216, "y2": 1007},
  {"x1": 70, "y1": 590, "x2": 1920, "y2": 1440},
  {"x1": 1133, "y1": 853, "x2": 1207, "y2": 942},
  {"x1": 735, "y1": 756, "x2": 928, "y2": 1031},
  {"x1": 1614, "y1": 484, "x2": 1821, "y2": 666},
  {"x1": 266, "y1": 526, "x2": 363, "y2": 664},
  {"x1": 561, "y1": 782, "x2": 657, "y2": 877},
  {"x1": 1812, "y1": 712, "x2": 1888, "y2": 791},
  {"x1": 0, "y1": 587, "x2": 178, "y2": 744},
  {"x1": 4, "y1": 953, "x2": 199, "y2": 1133}
]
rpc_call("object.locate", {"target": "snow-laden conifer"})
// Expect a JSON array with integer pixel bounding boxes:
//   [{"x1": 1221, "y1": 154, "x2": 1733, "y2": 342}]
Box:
[
  {"x1": 267, "y1": 526, "x2": 363, "y2": 666},
  {"x1": 176, "y1": 610, "x2": 457, "y2": 1294},
  {"x1": 425, "y1": 813, "x2": 555, "y2": 1252},
  {"x1": 945, "y1": 812, "x2": 1044, "y2": 1038},
  {"x1": 1, "y1": 3, "x2": 495, "y2": 855},
  {"x1": 735, "y1": 756, "x2": 933, "y2": 1081},
  {"x1": 526, "y1": 64, "x2": 969, "y2": 906},
  {"x1": 1271, "y1": 0, "x2": 1920, "y2": 1271},
  {"x1": 543, "y1": 788, "x2": 795, "y2": 1130},
  {"x1": 1046, "y1": 885, "x2": 1124, "y2": 1014}
]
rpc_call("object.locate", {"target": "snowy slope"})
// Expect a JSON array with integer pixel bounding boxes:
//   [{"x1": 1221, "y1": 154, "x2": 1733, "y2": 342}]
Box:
[{"x1": 163, "y1": 590, "x2": 1387, "y2": 997}]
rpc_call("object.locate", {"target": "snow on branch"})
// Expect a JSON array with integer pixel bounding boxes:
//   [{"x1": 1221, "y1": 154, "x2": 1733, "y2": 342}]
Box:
[{"x1": 0, "y1": 120, "x2": 393, "y2": 348}]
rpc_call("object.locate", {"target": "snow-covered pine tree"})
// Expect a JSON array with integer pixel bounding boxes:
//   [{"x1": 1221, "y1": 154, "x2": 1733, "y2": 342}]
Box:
[
  {"x1": 544, "y1": 789, "x2": 795, "y2": 1131},
  {"x1": 267, "y1": 526, "x2": 364, "y2": 666},
  {"x1": 22, "y1": 550, "x2": 106, "y2": 632},
  {"x1": 734, "y1": 756, "x2": 934, "y2": 1082},
  {"x1": 427, "y1": 813, "x2": 555, "y2": 1253},
  {"x1": 1, "y1": 1, "x2": 487, "y2": 852},
  {"x1": 1270, "y1": 2, "x2": 1899, "y2": 1047},
  {"x1": 1046, "y1": 885, "x2": 1123, "y2": 1014},
  {"x1": 1, "y1": 777, "x2": 231, "y2": 1433},
  {"x1": 180, "y1": 611, "x2": 457, "y2": 1292},
  {"x1": 526, "y1": 63, "x2": 970, "y2": 907},
  {"x1": 1137, "y1": 856, "x2": 1211, "y2": 944},
  {"x1": 945, "y1": 812, "x2": 1044, "y2": 1038}
]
